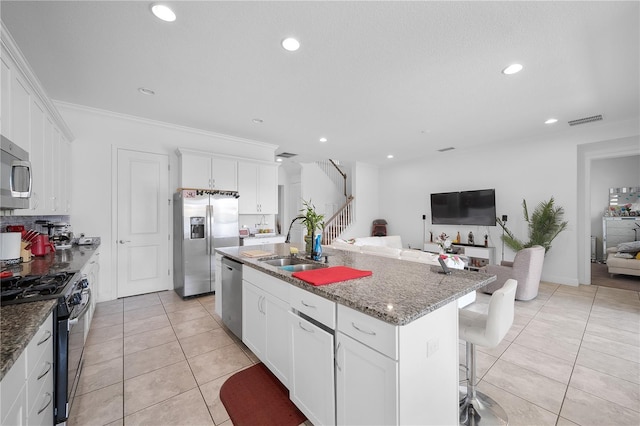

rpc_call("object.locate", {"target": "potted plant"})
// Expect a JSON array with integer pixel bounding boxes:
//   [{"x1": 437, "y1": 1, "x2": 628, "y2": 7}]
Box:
[
  {"x1": 496, "y1": 196, "x2": 568, "y2": 254},
  {"x1": 300, "y1": 199, "x2": 325, "y2": 254}
]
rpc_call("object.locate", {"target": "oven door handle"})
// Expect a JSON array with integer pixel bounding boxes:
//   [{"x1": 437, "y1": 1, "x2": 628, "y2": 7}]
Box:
[{"x1": 68, "y1": 289, "x2": 91, "y2": 327}]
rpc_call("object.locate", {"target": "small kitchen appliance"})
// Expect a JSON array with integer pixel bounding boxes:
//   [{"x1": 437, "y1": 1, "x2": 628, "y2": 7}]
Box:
[
  {"x1": 0, "y1": 232, "x2": 22, "y2": 264},
  {"x1": 1, "y1": 134, "x2": 32, "y2": 210}
]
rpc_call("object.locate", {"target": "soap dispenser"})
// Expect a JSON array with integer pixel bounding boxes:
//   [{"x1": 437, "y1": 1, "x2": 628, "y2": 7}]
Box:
[{"x1": 313, "y1": 234, "x2": 322, "y2": 261}]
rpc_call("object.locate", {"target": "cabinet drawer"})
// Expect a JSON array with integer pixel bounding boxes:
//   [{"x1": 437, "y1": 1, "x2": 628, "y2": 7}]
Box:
[
  {"x1": 289, "y1": 285, "x2": 335, "y2": 329},
  {"x1": 1, "y1": 349, "x2": 26, "y2": 419},
  {"x1": 337, "y1": 304, "x2": 398, "y2": 360},
  {"x1": 244, "y1": 266, "x2": 290, "y2": 302},
  {"x1": 26, "y1": 312, "x2": 53, "y2": 374},
  {"x1": 26, "y1": 353, "x2": 54, "y2": 415},
  {"x1": 27, "y1": 368, "x2": 54, "y2": 426}
]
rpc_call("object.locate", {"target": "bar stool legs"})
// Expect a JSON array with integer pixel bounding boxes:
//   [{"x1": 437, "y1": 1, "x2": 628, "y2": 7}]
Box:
[{"x1": 459, "y1": 341, "x2": 508, "y2": 426}]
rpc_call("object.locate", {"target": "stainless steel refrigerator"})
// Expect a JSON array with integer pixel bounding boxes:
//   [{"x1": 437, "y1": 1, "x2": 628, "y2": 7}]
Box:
[{"x1": 173, "y1": 189, "x2": 240, "y2": 298}]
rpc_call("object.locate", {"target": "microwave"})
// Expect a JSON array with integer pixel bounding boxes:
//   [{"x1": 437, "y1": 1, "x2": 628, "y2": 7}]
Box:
[{"x1": 1, "y1": 134, "x2": 32, "y2": 210}]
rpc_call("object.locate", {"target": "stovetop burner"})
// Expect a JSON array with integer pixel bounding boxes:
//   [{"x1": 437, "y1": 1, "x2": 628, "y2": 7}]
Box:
[{"x1": 1, "y1": 272, "x2": 77, "y2": 305}]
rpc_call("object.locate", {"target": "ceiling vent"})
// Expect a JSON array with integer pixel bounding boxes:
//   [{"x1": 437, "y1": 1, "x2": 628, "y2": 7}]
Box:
[
  {"x1": 276, "y1": 152, "x2": 298, "y2": 158},
  {"x1": 568, "y1": 115, "x2": 603, "y2": 126},
  {"x1": 437, "y1": 147, "x2": 455, "y2": 152}
]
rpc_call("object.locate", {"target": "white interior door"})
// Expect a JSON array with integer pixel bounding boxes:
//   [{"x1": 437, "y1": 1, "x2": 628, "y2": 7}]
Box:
[{"x1": 116, "y1": 149, "x2": 170, "y2": 298}]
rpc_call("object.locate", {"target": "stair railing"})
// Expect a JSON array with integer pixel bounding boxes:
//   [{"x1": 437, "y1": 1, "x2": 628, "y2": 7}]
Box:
[
  {"x1": 316, "y1": 159, "x2": 347, "y2": 198},
  {"x1": 322, "y1": 195, "x2": 355, "y2": 244}
]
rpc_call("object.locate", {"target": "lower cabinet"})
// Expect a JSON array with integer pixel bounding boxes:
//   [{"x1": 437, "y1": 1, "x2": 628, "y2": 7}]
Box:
[
  {"x1": 288, "y1": 312, "x2": 335, "y2": 426},
  {"x1": 242, "y1": 268, "x2": 291, "y2": 387},
  {"x1": 335, "y1": 332, "x2": 398, "y2": 425},
  {"x1": 1, "y1": 312, "x2": 54, "y2": 426}
]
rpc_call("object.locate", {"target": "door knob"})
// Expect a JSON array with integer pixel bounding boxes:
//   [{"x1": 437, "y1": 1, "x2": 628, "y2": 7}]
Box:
[{"x1": 119, "y1": 240, "x2": 131, "y2": 244}]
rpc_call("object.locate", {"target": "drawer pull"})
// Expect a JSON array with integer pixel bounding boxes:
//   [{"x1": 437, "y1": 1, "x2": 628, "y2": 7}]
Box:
[
  {"x1": 352, "y1": 322, "x2": 376, "y2": 336},
  {"x1": 300, "y1": 300, "x2": 316, "y2": 309},
  {"x1": 37, "y1": 330, "x2": 52, "y2": 346},
  {"x1": 298, "y1": 321, "x2": 315, "y2": 333},
  {"x1": 37, "y1": 392, "x2": 53, "y2": 415},
  {"x1": 37, "y1": 361, "x2": 53, "y2": 380}
]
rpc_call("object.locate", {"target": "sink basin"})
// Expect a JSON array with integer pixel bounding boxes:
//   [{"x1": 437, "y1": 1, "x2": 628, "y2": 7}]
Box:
[
  {"x1": 280, "y1": 263, "x2": 327, "y2": 272},
  {"x1": 261, "y1": 257, "x2": 310, "y2": 267},
  {"x1": 259, "y1": 256, "x2": 327, "y2": 272}
]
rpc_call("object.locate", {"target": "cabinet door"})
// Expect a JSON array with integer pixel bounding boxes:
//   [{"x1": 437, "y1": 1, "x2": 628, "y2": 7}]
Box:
[
  {"x1": 336, "y1": 332, "x2": 398, "y2": 426},
  {"x1": 289, "y1": 312, "x2": 335, "y2": 426},
  {"x1": 212, "y1": 157, "x2": 237, "y2": 191},
  {"x1": 181, "y1": 154, "x2": 212, "y2": 189},
  {"x1": 11, "y1": 69, "x2": 31, "y2": 151},
  {"x1": 43, "y1": 117, "x2": 56, "y2": 212},
  {"x1": 238, "y1": 162, "x2": 259, "y2": 214},
  {"x1": 257, "y1": 164, "x2": 278, "y2": 213},
  {"x1": 27, "y1": 98, "x2": 46, "y2": 213},
  {"x1": 242, "y1": 281, "x2": 266, "y2": 359},
  {"x1": 264, "y1": 295, "x2": 290, "y2": 388}
]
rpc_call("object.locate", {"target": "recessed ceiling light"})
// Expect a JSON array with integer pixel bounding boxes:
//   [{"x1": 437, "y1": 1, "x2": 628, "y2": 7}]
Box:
[
  {"x1": 502, "y1": 63, "x2": 523, "y2": 75},
  {"x1": 252, "y1": 118, "x2": 264, "y2": 124},
  {"x1": 282, "y1": 37, "x2": 300, "y2": 52},
  {"x1": 319, "y1": 137, "x2": 327, "y2": 143},
  {"x1": 151, "y1": 4, "x2": 176, "y2": 22},
  {"x1": 138, "y1": 87, "x2": 155, "y2": 95},
  {"x1": 545, "y1": 118, "x2": 558, "y2": 124},
  {"x1": 276, "y1": 158, "x2": 283, "y2": 162},
  {"x1": 387, "y1": 154, "x2": 394, "y2": 159}
]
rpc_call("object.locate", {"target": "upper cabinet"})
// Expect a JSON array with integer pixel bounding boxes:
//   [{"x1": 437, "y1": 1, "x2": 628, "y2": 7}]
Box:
[
  {"x1": 238, "y1": 161, "x2": 278, "y2": 214},
  {"x1": 1, "y1": 25, "x2": 74, "y2": 215},
  {"x1": 177, "y1": 149, "x2": 238, "y2": 191}
]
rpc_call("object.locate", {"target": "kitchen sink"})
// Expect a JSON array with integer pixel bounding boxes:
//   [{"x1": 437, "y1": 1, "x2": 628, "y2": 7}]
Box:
[
  {"x1": 259, "y1": 256, "x2": 327, "y2": 272},
  {"x1": 260, "y1": 256, "x2": 310, "y2": 267},
  {"x1": 279, "y1": 263, "x2": 327, "y2": 272}
]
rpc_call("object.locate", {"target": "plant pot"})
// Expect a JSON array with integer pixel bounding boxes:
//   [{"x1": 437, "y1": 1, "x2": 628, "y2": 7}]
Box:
[{"x1": 304, "y1": 234, "x2": 313, "y2": 255}]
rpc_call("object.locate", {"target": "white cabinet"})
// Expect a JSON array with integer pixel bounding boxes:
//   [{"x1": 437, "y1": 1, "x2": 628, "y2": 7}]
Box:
[
  {"x1": 336, "y1": 305, "x2": 398, "y2": 425},
  {"x1": 242, "y1": 267, "x2": 291, "y2": 387},
  {"x1": 454, "y1": 245, "x2": 495, "y2": 270},
  {"x1": 80, "y1": 249, "x2": 100, "y2": 338},
  {"x1": 288, "y1": 285, "x2": 336, "y2": 425},
  {"x1": 177, "y1": 149, "x2": 238, "y2": 191},
  {"x1": 238, "y1": 161, "x2": 278, "y2": 214},
  {"x1": 1, "y1": 312, "x2": 54, "y2": 426},
  {"x1": 289, "y1": 311, "x2": 335, "y2": 426},
  {"x1": 241, "y1": 235, "x2": 286, "y2": 246},
  {"x1": 2, "y1": 37, "x2": 73, "y2": 216},
  {"x1": 336, "y1": 332, "x2": 398, "y2": 425}
]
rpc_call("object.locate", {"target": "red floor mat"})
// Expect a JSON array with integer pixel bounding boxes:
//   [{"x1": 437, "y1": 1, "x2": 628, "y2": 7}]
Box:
[{"x1": 220, "y1": 363, "x2": 307, "y2": 426}]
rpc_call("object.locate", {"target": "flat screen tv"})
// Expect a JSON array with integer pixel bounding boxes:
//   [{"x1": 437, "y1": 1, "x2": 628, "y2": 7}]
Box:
[{"x1": 430, "y1": 189, "x2": 496, "y2": 226}]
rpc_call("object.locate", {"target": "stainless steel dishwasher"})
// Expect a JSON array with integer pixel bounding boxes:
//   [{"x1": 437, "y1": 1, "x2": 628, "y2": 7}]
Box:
[{"x1": 221, "y1": 257, "x2": 243, "y2": 339}]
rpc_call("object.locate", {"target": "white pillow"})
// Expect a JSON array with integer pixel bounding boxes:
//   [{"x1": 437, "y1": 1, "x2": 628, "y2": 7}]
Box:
[{"x1": 614, "y1": 252, "x2": 635, "y2": 259}]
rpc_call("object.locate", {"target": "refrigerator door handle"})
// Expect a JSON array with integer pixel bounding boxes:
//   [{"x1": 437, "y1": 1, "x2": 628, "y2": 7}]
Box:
[{"x1": 206, "y1": 204, "x2": 214, "y2": 255}]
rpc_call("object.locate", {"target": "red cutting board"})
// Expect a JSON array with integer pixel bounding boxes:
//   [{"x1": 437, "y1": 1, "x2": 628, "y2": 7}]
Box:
[{"x1": 292, "y1": 266, "x2": 372, "y2": 286}]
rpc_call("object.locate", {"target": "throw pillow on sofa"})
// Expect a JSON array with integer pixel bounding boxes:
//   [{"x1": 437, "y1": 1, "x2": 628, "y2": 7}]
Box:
[
  {"x1": 614, "y1": 252, "x2": 635, "y2": 259},
  {"x1": 617, "y1": 241, "x2": 640, "y2": 253}
]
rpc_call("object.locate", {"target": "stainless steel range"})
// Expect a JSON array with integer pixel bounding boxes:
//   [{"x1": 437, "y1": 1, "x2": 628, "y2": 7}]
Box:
[{"x1": 1, "y1": 271, "x2": 91, "y2": 424}]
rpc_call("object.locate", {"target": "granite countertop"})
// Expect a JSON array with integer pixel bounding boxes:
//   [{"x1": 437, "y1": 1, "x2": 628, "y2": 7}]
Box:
[
  {"x1": 0, "y1": 243, "x2": 101, "y2": 381},
  {"x1": 217, "y1": 243, "x2": 496, "y2": 326}
]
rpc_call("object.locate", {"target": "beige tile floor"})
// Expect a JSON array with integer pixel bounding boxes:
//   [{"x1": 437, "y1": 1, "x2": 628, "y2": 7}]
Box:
[{"x1": 70, "y1": 282, "x2": 639, "y2": 425}]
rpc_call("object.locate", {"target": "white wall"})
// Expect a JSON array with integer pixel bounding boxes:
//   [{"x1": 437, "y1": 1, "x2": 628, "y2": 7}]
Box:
[
  {"x1": 60, "y1": 102, "x2": 277, "y2": 301},
  {"x1": 590, "y1": 155, "x2": 640, "y2": 260},
  {"x1": 340, "y1": 162, "x2": 380, "y2": 240},
  {"x1": 379, "y1": 121, "x2": 640, "y2": 286}
]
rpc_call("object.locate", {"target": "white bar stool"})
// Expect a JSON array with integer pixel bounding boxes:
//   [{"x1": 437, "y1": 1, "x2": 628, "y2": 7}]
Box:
[{"x1": 459, "y1": 279, "x2": 517, "y2": 425}]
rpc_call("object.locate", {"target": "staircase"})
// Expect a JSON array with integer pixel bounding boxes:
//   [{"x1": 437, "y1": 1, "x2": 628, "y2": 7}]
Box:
[
  {"x1": 315, "y1": 160, "x2": 354, "y2": 243},
  {"x1": 323, "y1": 195, "x2": 355, "y2": 244}
]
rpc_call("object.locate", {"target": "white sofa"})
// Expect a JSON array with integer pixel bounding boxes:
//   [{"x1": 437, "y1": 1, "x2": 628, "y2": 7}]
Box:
[{"x1": 329, "y1": 236, "x2": 475, "y2": 307}]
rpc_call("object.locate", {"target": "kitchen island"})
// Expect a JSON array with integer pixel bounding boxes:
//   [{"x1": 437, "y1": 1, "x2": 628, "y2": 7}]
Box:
[{"x1": 216, "y1": 243, "x2": 496, "y2": 425}]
